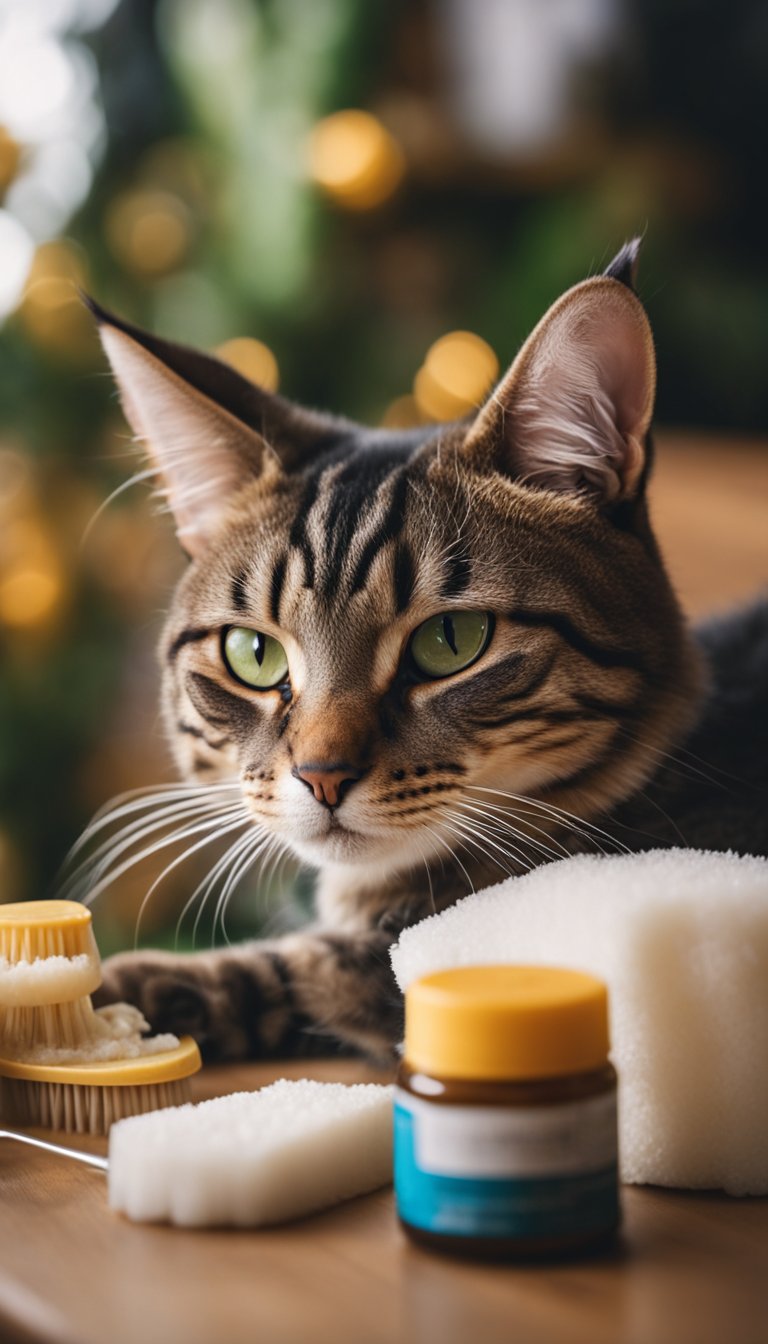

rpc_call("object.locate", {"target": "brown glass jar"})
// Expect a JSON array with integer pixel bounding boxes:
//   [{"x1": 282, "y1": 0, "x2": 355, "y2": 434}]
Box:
[{"x1": 394, "y1": 965, "x2": 620, "y2": 1260}]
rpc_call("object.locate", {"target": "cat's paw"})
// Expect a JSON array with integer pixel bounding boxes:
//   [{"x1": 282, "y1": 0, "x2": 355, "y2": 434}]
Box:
[{"x1": 94, "y1": 950, "x2": 239, "y2": 1060}]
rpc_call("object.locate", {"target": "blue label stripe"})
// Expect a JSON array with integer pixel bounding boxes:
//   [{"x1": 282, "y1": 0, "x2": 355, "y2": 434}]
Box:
[{"x1": 394, "y1": 1102, "x2": 619, "y2": 1240}]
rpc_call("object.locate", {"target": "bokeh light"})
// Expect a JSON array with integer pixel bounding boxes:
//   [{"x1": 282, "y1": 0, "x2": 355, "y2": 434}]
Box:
[
  {"x1": 105, "y1": 189, "x2": 191, "y2": 277},
  {"x1": 0, "y1": 9, "x2": 105, "y2": 245},
  {"x1": 413, "y1": 331, "x2": 499, "y2": 421},
  {"x1": 380, "y1": 395, "x2": 427, "y2": 429},
  {"x1": 0, "y1": 566, "x2": 62, "y2": 629},
  {"x1": 215, "y1": 337, "x2": 280, "y2": 392},
  {"x1": 0, "y1": 514, "x2": 63, "y2": 632},
  {"x1": 0, "y1": 208, "x2": 34, "y2": 318},
  {"x1": 18, "y1": 238, "x2": 94, "y2": 358},
  {"x1": 0, "y1": 125, "x2": 21, "y2": 192},
  {"x1": 308, "y1": 110, "x2": 405, "y2": 211}
]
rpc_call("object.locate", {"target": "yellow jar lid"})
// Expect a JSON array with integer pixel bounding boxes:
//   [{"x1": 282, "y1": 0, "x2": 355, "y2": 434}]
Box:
[{"x1": 404, "y1": 965, "x2": 611, "y2": 1081}]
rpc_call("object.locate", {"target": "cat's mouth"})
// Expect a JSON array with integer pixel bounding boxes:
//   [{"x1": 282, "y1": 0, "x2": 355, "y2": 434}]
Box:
[
  {"x1": 279, "y1": 805, "x2": 414, "y2": 869},
  {"x1": 327, "y1": 814, "x2": 356, "y2": 834}
]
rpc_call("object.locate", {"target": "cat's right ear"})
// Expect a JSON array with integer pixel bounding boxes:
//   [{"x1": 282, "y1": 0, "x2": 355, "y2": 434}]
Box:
[{"x1": 460, "y1": 245, "x2": 655, "y2": 508}]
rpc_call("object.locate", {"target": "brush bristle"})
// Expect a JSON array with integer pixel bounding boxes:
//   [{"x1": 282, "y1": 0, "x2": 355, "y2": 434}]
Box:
[
  {"x1": 0, "y1": 1075, "x2": 193, "y2": 1134},
  {"x1": 0, "y1": 995, "x2": 99, "y2": 1053}
]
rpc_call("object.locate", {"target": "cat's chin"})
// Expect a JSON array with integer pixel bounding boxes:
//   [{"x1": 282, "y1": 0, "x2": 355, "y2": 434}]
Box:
[
  {"x1": 285, "y1": 822, "x2": 426, "y2": 873},
  {"x1": 288, "y1": 827, "x2": 384, "y2": 867}
]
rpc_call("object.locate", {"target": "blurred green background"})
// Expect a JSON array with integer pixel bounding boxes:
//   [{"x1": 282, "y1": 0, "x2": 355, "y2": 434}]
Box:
[{"x1": 1, "y1": 0, "x2": 766, "y2": 952}]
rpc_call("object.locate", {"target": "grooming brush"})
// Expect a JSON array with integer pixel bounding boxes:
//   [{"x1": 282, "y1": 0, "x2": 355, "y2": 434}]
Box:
[
  {"x1": 0, "y1": 900, "x2": 102, "y2": 1053},
  {"x1": 0, "y1": 900, "x2": 201, "y2": 1134}
]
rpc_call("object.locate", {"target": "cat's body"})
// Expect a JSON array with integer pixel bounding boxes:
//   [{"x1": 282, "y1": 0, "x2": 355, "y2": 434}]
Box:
[{"x1": 83, "y1": 242, "x2": 768, "y2": 1061}]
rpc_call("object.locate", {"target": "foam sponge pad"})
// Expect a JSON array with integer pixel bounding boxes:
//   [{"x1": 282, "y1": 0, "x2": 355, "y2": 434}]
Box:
[
  {"x1": 108, "y1": 1079, "x2": 393, "y2": 1226},
  {"x1": 391, "y1": 849, "x2": 768, "y2": 1195}
]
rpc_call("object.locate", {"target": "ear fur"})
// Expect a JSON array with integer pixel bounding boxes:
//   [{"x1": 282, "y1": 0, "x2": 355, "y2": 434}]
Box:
[
  {"x1": 87, "y1": 299, "x2": 343, "y2": 556},
  {"x1": 463, "y1": 241, "x2": 656, "y2": 505},
  {"x1": 96, "y1": 317, "x2": 277, "y2": 556}
]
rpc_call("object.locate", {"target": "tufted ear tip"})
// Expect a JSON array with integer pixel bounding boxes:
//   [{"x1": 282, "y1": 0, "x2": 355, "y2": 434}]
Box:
[
  {"x1": 80, "y1": 290, "x2": 107, "y2": 322},
  {"x1": 603, "y1": 237, "x2": 643, "y2": 291},
  {"x1": 79, "y1": 291, "x2": 137, "y2": 335}
]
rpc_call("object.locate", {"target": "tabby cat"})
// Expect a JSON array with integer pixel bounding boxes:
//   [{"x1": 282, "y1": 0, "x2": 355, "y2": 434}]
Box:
[{"x1": 82, "y1": 240, "x2": 767, "y2": 1061}]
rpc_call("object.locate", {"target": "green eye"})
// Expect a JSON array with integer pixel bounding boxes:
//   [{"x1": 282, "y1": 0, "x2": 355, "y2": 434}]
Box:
[
  {"x1": 222, "y1": 627, "x2": 289, "y2": 689},
  {"x1": 410, "y1": 611, "x2": 491, "y2": 679}
]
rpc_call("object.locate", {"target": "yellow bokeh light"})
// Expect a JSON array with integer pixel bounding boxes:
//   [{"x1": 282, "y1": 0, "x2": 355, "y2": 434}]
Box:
[
  {"x1": 414, "y1": 330, "x2": 499, "y2": 421},
  {"x1": 309, "y1": 110, "x2": 405, "y2": 211},
  {"x1": 0, "y1": 126, "x2": 22, "y2": 193},
  {"x1": 19, "y1": 240, "x2": 94, "y2": 358},
  {"x1": 105, "y1": 190, "x2": 190, "y2": 277},
  {"x1": 0, "y1": 567, "x2": 61, "y2": 629},
  {"x1": 215, "y1": 337, "x2": 279, "y2": 392},
  {"x1": 380, "y1": 395, "x2": 427, "y2": 429}
]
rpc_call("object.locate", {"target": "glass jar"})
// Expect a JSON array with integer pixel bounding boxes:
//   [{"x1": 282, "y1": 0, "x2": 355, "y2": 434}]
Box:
[{"x1": 394, "y1": 965, "x2": 620, "y2": 1259}]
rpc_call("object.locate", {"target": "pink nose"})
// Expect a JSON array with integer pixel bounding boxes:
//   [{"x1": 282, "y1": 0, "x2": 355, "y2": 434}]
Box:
[{"x1": 293, "y1": 763, "x2": 363, "y2": 808}]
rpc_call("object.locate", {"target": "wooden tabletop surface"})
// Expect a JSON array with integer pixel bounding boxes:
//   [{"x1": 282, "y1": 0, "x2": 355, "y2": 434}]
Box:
[
  {"x1": 1, "y1": 432, "x2": 767, "y2": 1344},
  {"x1": 1, "y1": 1058, "x2": 767, "y2": 1344}
]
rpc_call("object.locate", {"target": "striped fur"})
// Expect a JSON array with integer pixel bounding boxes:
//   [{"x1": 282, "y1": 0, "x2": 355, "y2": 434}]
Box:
[{"x1": 88, "y1": 244, "x2": 765, "y2": 1062}]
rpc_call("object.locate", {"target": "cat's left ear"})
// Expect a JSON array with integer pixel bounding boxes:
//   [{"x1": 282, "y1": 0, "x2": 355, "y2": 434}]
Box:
[
  {"x1": 88, "y1": 300, "x2": 341, "y2": 556},
  {"x1": 462, "y1": 241, "x2": 656, "y2": 505}
]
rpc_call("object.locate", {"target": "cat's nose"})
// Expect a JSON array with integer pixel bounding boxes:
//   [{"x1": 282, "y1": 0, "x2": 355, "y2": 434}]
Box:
[{"x1": 293, "y1": 762, "x2": 364, "y2": 808}]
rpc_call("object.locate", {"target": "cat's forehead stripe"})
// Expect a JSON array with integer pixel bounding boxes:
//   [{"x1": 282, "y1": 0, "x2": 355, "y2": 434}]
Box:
[
  {"x1": 440, "y1": 543, "x2": 473, "y2": 599},
  {"x1": 392, "y1": 541, "x2": 415, "y2": 614},
  {"x1": 269, "y1": 552, "x2": 288, "y2": 625},
  {"x1": 231, "y1": 570, "x2": 250, "y2": 613},
  {"x1": 346, "y1": 466, "x2": 410, "y2": 598},
  {"x1": 281, "y1": 438, "x2": 427, "y2": 612},
  {"x1": 320, "y1": 448, "x2": 409, "y2": 585}
]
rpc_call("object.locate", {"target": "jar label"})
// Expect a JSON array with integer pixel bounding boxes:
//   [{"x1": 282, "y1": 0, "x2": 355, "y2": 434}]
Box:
[{"x1": 394, "y1": 1089, "x2": 619, "y2": 1240}]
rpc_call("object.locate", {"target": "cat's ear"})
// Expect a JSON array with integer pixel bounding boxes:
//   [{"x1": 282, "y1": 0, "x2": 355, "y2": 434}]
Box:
[
  {"x1": 88, "y1": 300, "x2": 338, "y2": 556},
  {"x1": 462, "y1": 241, "x2": 655, "y2": 505}
]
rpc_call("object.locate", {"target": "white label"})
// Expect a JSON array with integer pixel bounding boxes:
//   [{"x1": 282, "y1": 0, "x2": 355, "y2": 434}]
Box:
[{"x1": 395, "y1": 1088, "x2": 618, "y2": 1178}]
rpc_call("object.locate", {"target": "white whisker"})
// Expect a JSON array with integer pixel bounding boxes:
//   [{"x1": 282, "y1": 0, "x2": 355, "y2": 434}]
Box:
[
  {"x1": 466, "y1": 786, "x2": 630, "y2": 855},
  {"x1": 421, "y1": 822, "x2": 476, "y2": 896},
  {"x1": 214, "y1": 831, "x2": 273, "y2": 947},
  {"x1": 175, "y1": 827, "x2": 260, "y2": 950},
  {"x1": 80, "y1": 467, "x2": 157, "y2": 548},
  {"x1": 66, "y1": 782, "x2": 240, "y2": 861},
  {"x1": 456, "y1": 798, "x2": 571, "y2": 862},
  {"x1": 82, "y1": 805, "x2": 247, "y2": 908},
  {"x1": 439, "y1": 810, "x2": 528, "y2": 877},
  {"x1": 60, "y1": 796, "x2": 243, "y2": 898},
  {"x1": 133, "y1": 813, "x2": 252, "y2": 948}
]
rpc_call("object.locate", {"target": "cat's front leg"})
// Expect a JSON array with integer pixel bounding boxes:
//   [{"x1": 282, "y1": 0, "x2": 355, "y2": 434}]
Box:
[{"x1": 95, "y1": 927, "x2": 404, "y2": 1063}]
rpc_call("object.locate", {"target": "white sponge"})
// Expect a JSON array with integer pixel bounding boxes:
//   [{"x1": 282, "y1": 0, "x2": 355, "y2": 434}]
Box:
[
  {"x1": 391, "y1": 849, "x2": 768, "y2": 1196},
  {"x1": 108, "y1": 1079, "x2": 393, "y2": 1226}
]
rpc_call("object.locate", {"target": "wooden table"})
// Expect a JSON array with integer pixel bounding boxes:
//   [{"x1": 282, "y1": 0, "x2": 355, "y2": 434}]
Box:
[
  {"x1": 2, "y1": 432, "x2": 767, "y2": 1344},
  {"x1": 1, "y1": 1058, "x2": 767, "y2": 1344}
]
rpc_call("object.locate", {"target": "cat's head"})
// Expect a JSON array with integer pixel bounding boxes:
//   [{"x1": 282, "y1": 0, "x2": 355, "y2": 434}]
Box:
[{"x1": 93, "y1": 241, "x2": 701, "y2": 877}]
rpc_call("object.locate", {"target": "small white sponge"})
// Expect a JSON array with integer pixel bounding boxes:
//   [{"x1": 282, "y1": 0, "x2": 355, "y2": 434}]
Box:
[
  {"x1": 391, "y1": 849, "x2": 768, "y2": 1195},
  {"x1": 108, "y1": 1079, "x2": 393, "y2": 1227}
]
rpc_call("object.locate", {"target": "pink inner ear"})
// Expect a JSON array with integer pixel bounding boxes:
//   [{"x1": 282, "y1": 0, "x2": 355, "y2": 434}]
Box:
[{"x1": 469, "y1": 280, "x2": 656, "y2": 503}]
